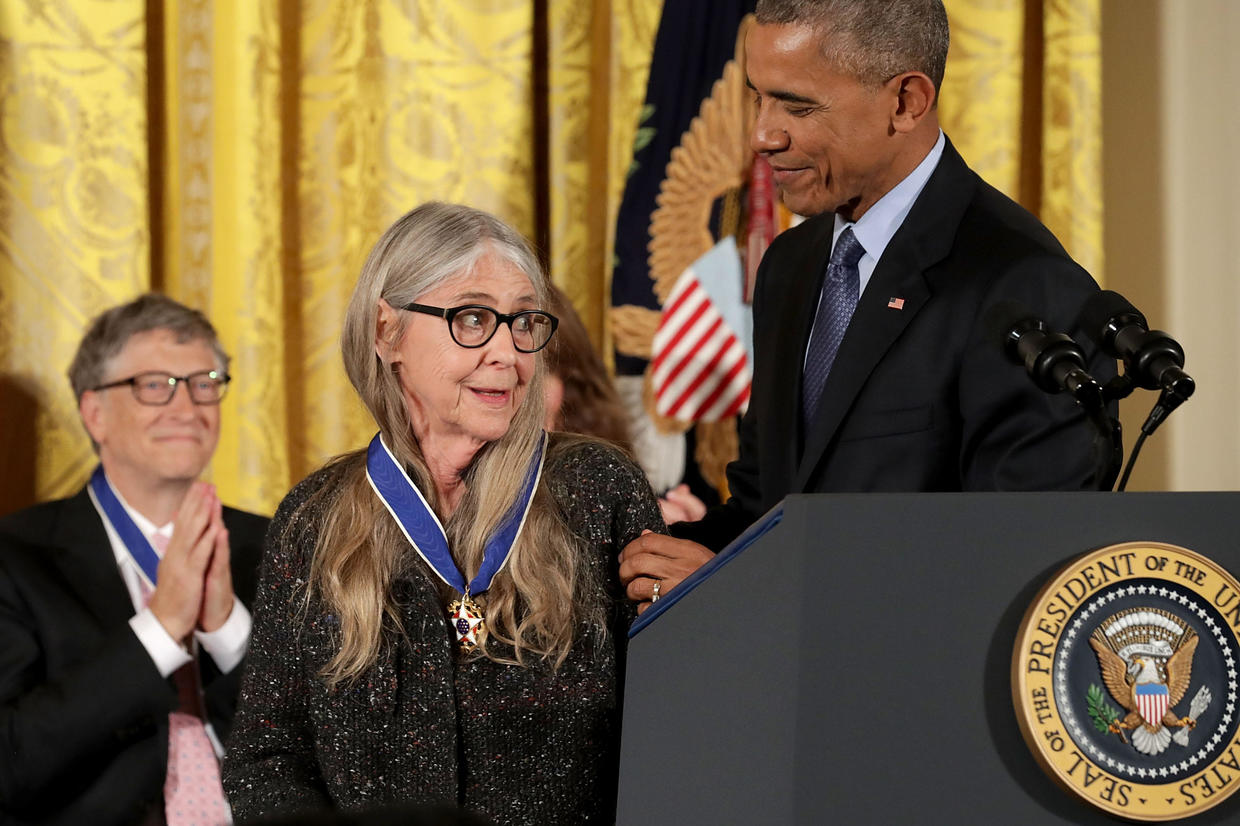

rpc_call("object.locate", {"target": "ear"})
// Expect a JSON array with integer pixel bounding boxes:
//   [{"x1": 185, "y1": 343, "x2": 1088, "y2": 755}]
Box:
[
  {"x1": 375, "y1": 298, "x2": 402, "y2": 364},
  {"x1": 79, "y1": 391, "x2": 107, "y2": 446},
  {"x1": 890, "y1": 72, "x2": 936, "y2": 133}
]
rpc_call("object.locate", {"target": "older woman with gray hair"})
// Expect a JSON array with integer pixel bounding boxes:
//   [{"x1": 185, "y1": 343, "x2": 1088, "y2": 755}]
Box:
[{"x1": 223, "y1": 202, "x2": 664, "y2": 823}]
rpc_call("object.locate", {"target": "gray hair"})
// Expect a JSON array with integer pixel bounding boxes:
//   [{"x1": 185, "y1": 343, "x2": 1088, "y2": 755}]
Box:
[
  {"x1": 755, "y1": 0, "x2": 950, "y2": 93},
  {"x1": 341, "y1": 201, "x2": 548, "y2": 460},
  {"x1": 67, "y1": 292, "x2": 229, "y2": 402}
]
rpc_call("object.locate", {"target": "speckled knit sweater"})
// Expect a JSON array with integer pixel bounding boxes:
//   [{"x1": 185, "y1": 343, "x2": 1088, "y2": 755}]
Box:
[{"x1": 222, "y1": 437, "x2": 664, "y2": 824}]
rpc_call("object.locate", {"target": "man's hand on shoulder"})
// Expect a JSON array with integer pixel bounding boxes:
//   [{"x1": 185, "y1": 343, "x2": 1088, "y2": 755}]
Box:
[{"x1": 619, "y1": 531, "x2": 715, "y2": 614}]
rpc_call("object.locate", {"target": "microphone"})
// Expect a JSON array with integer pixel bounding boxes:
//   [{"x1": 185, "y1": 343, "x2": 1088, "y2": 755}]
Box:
[
  {"x1": 1077, "y1": 290, "x2": 1195, "y2": 401},
  {"x1": 1078, "y1": 289, "x2": 1195, "y2": 440},
  {"x1": 984, "y1": 301, "x2": 1104, "y2": 411}
]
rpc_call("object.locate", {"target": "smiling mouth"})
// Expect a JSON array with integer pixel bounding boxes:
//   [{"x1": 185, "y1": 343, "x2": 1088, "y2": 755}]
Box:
[
  {"x1": 770, "y1": 166, "x2": 809, "y2": 181},
  {"x1": 470, "y1": 388, "x2": 512, "y2": 403}
]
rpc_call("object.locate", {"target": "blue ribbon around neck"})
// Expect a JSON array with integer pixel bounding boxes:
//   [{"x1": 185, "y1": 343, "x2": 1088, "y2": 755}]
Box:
[
  {"x1": 89, "y1": 465, "x2": 161, "y2": 586},
  {"x1": 365, "y1": 431, "x2": 547, "y2": 596}
]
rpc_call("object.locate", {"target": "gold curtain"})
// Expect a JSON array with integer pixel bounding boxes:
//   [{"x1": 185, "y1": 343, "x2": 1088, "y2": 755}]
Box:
[
  {"x1": 0, "y1": 0, "x2": 1098, "y2": 516},
  {"x1": 942, "y1": 0, "x2": 1103, "y2": 278},
  {"x1": 0, "y1": 0, "x2": 661, "y2": 515}
]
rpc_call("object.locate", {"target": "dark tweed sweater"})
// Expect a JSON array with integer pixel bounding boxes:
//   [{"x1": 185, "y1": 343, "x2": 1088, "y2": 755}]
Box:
[{"x1": 222, "y1": 437, "x2": 663, "y2": 824}]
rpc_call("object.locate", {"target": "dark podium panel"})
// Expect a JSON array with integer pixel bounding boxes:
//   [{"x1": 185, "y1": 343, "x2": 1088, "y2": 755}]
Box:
[{"x1": 617, "y1": 492, "x2": 1240, "y2": 825}]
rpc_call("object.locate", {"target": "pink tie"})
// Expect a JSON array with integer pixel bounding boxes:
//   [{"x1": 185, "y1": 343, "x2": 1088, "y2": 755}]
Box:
[{"x1": 148, "y1": 532, "x2": 233, "y2": 826}]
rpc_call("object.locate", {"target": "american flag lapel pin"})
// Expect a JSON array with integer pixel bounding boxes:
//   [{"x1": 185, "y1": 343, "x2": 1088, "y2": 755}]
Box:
[{"x1": 887, "y1": 297, "x2": 905, "y2": 310}]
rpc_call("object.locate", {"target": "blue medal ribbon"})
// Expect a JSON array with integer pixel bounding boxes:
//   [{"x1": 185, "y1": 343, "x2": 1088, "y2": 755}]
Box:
[
  {"x1": 88, "y1": 465, "x2": 161, "y2": 587},
  {"x1": 365, "y1": 431, "x2": 547, "y2": 596}
]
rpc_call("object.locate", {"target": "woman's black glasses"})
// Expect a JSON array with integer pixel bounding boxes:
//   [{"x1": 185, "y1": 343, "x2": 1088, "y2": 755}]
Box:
[{"x1": 403, "y1": 303, "x2": 558, "y2": 353}]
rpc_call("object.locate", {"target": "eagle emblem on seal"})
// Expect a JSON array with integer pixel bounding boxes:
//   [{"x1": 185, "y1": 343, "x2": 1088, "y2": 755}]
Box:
[{"x1": 1088, "y1": 607, "x2": 1213, "y2": 755}]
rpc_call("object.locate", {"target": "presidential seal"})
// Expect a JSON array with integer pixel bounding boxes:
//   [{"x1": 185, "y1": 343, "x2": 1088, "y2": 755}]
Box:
[{"x1": 1013, "y1": 542, "x2": 1240, "y2": 821}]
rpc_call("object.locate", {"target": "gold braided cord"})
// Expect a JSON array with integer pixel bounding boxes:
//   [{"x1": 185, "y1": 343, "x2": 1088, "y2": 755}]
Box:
[
  {"x1": 647, "y1": 17, "x2": 755, "y2": 305},
  {"x1": 695, "y1": 419, "x2": 738, "y2": 499},
  {"x1": 610, "y1": 304, "x2": 660, "y2": 361}
]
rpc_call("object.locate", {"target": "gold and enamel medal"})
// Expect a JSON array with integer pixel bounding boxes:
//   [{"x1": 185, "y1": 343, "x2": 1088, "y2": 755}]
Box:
[{"x1": 448, "y1": 592, "x2": 486, "y2": 650}]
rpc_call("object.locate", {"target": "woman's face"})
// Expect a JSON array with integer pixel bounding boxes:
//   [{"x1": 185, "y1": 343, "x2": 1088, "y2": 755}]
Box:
[{"x1": 386, "y1": 248, "x2": 539, "y2": 451}]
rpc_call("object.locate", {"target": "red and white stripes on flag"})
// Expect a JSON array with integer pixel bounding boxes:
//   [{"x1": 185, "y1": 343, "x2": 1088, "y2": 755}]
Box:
[
  {"x1": 1135, "y1": 683, "x2": 1170, "y2": 727},
  {"x1": 651, "y1": 265, "x2": 751, "y2": 422}
]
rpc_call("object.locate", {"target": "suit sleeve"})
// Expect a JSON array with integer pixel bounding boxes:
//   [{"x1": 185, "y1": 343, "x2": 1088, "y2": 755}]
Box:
[
  {"x1": 221, "y1": 492, "x2": 330, "y2": 817},
  {"x1": 0, "y1": 544, "x2": 174, "y2": 809},
  {"x1": 959, "y1": 254, "x2": 1116, "y2": 491}
]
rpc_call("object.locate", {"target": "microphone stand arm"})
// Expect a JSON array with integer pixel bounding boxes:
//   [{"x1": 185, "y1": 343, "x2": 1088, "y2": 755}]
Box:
[{"x1": 1091, "y1": 375, "x2": 1134, "y2": 492}]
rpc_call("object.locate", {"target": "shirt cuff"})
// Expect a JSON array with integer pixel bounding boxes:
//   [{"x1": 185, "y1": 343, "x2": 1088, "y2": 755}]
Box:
[
  {"x1": 193, "y1": 596, "x2": 251, "y2": 674},
  {"x1": 130, "y1": 609, "x2": 193, "y2": 678}
]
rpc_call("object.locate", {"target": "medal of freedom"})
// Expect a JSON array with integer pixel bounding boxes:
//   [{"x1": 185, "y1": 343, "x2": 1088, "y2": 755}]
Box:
[
  {"x1": 448, "y1": 593, "x2": 486, "y2": 651},
  {"x1": 365, "y1": 431, "x2": 547, "y2": 652}
]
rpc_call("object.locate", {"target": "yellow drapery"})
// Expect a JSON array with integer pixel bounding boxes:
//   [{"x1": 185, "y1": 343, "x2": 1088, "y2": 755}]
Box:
[
  {"x1": 0, "y1": 0, "x2": 1099, "y2": 516},
  {"x1": 942, "y1": 0, "x2": 1103, "y2": 277}
]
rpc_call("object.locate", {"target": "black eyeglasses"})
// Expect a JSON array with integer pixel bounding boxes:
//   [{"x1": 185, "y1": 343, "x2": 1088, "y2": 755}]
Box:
[
  {"x1": 92, "y1": 370, "x2": 231, "y2": 406},
  {"x1": 402, "y1": 303, "x2": 559, "y2": 353}
]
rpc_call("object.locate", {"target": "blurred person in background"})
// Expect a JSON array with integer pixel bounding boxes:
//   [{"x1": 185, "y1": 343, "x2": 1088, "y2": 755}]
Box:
[
  {"x1": 543, "y1": 286, "x2": 706, "y2": 525},
  {"x1": 541, "y1": 286, "x2": 632, "y2": 448}
]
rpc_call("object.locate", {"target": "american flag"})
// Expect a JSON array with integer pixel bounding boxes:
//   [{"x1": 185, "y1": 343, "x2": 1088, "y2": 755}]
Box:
[
  {"x1": 887, "y1": 297, "x2": 905, "y2": 310},
  {"x1": 651, "y1": 242, "x2": 751, "y2": 422}
]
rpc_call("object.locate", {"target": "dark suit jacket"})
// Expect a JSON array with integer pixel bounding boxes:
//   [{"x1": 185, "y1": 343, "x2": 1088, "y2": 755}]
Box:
[
  {"x1": 679, "y1": 138, "x2": 1115, "y2": 551},
  {"x1": 0, "y1": 486, "x2": 266, "y2": 825}
]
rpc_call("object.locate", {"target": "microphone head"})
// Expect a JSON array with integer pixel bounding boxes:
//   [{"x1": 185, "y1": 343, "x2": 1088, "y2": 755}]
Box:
[
  {"x1": 982, "y1": 300, "x2": 1099, "y2": 399},
  {"x1": 982, "y1": 300, "x2": 1044, "y2": 364},
  {"x1": 1078, "y1": 289, "x2": 1148, "y2": 353}
]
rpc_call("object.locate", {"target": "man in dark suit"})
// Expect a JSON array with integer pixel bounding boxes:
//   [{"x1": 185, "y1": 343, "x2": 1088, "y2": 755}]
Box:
[
  {"x1": 0, "y1": 294, "x2": 267, "y2": 824},
  {"x1": 620, "y1": 0, "x2": 1113, "y2": 601}
]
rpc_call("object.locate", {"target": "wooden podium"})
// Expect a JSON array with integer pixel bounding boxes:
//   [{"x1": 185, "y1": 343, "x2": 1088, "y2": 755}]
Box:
[{"x1": 616, "y1": 492, "x2": 1240, "y2": 825}]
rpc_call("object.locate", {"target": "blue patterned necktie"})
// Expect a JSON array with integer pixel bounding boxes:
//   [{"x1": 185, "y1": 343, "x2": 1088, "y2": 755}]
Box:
[{"x1": 802, "y1": 227, "x2": 865, "y2": 422}]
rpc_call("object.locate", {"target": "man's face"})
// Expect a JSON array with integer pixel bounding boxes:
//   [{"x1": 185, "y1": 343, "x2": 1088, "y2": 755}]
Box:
[
  {"x1": 747, "y1": 22, "x2": 900, "y2": 220},
  {"x1": 80, "y1": 328, "x2": 221, "y2": 494}
]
